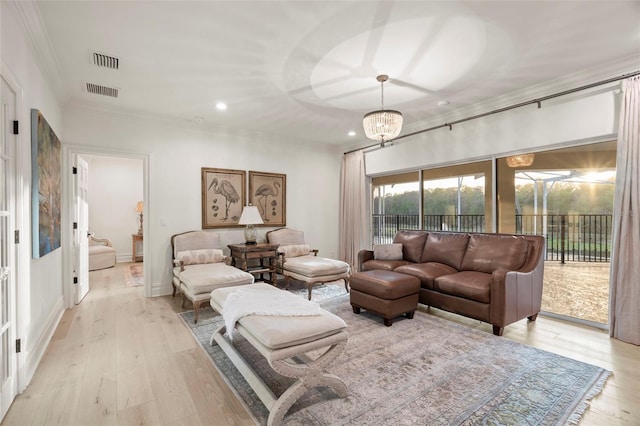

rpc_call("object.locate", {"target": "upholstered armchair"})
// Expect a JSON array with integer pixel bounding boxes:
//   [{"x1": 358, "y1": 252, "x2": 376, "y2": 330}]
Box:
[
  {"x1": 88, "y1": 233, "x2": 116, "y2": 271},
  {"x1": 171, "y1": 231, "x2": 254, "y2": 323},
  {"x1": 266, "y1": 227, "x2": 350, "y2": 300}
]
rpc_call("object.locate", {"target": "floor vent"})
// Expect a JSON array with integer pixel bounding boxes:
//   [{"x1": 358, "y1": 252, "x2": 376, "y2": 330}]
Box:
[
  {"x1": 86, "y1": 83, "x2": 119, "y2": 98},
  {"x1": 92, "y1": 52, "x2": 119, "y2": 70}
]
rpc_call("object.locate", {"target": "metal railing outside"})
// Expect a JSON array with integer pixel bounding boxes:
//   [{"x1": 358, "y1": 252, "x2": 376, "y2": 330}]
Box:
[
  {"x1": 372, "y1": 213, "x2": 612, "y2": 262},
  {"x1": 516, "y1": 214, "x2": 612, "y2": 262}
]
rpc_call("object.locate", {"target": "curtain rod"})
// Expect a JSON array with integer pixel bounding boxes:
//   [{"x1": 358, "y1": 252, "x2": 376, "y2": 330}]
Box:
[{"x1": 344, "y1": 70, "x2": 640, "y2": 155}]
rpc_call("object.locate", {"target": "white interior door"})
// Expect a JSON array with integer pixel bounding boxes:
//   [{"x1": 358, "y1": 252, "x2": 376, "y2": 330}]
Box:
[
  {"x1": 73, "y1": 155, "x2": 89, "y2": 303},
  {"x1": 0, "y1": 76, "x2": 18, "y2": 420}
]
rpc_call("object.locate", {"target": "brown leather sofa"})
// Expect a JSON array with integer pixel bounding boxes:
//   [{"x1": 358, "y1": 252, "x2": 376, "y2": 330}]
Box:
[{"x1": 358, "y1": 230, "x2": 545, "y2": 335}]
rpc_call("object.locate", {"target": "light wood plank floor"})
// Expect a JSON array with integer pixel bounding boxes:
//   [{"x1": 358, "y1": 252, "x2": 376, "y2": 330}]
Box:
[{"x1": 3, "y1": 262, "x2": 638, "y2": 425}]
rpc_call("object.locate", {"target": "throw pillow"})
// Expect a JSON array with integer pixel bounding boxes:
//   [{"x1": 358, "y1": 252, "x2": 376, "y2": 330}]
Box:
[
  {"x1": 177, "y1": 248, "x2": 224, "y2": 265},
  {"x1": 373, "y1": 243, "x2": 403, "y2": 261},
  {"x1": 278, "y1": 244, "x2": 312, "y2": 258}
]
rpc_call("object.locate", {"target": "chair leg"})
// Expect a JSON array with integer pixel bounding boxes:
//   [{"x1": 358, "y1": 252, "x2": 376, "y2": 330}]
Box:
[
  {"x1": 285, "y1": 275, "x2": 291, "y2": 290},
  {"x1": 344, "y1": 277, "x2": 350, "y2": 293},
  {"x1": 181, "y1": 293, "x2": 188, "y2": 309},
  {"x1": 193, "y1": 300, "x2": 202, "y2": 324},
  {"x1": 307, "y1": 283, "x2": 313, "y2": 300}
]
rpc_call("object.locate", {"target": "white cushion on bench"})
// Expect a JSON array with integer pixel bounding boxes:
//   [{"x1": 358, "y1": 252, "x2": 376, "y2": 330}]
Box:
[{"x1": 211, "y1": 283, "x2": 347, "y2": 350}]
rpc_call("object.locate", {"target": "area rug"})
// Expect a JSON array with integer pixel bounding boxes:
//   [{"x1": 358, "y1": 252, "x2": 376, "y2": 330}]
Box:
[
  {"x1": 124, "y1": 264, "x2": 144, "y2": 287},
  {"x1": 274, "y1": 279, "x2": 348, "y2": 302},
  {"x1": 179, "y1": 295, "x2": 611, "y2": 426}
]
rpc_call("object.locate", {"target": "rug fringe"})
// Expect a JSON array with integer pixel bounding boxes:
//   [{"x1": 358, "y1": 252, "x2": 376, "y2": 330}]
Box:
[{"x1": 567, "y1": 370, "x2": 613, "y2": 425}]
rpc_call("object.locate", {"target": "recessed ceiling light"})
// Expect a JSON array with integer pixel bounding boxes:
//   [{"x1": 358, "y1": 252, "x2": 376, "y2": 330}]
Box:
[
  {"x1": 216, "y1": 102, "x2": 227, "y2": 111},
  {"x1": 437, "y1": 100, "x2": 450, "y2": 107},
  {"x1": 348, "y1": 131, "x2": 356, "y2": 136}
]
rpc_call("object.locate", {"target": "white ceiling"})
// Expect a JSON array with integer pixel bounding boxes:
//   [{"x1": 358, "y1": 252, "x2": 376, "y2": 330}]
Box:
[{"x1": 31, "y1": 0, "x2": 640, "y2": 147}]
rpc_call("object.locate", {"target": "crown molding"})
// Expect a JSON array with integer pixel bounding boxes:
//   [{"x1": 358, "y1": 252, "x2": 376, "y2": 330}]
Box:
[{"x1": 9, "y1": 0, "x2": 68, "y2": 102}]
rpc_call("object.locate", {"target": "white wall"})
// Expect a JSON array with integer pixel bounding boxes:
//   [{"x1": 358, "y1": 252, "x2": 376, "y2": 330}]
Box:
[
  {"x1": 62, "y1": 106, "x2": 344, "y2": 296},
  {"x1": 365, "y1": 85, "x2": 619, "y2": 175},
  {"x1": 84, "y1": 154, "x2": 143, "y2": 261},
  {"x1": 1, "y1": 1, "x2": 65, "y2": 386}
]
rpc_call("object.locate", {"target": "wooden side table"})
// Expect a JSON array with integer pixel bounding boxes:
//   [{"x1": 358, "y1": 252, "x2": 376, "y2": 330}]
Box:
[
  {"x1": 227, "y1": 243, "x2": 279, "y2": 284},
  {"x1": 131, "y1": 233, "x2": 143, "y2": 262}
]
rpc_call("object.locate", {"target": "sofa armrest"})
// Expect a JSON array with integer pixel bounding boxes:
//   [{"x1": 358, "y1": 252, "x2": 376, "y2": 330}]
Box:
[
  {"x1": 357, "y1": 249, "x2": 374, "y2": 272},
  {"x1": 490, "y1": 253, "x2": 545, "y2": 328},
  {"x1": 89, "y1": 232, "x2": 113, "y2": 247},
  {"x1": 173, "y1": 259, "x2": 184, "y2": 272}
]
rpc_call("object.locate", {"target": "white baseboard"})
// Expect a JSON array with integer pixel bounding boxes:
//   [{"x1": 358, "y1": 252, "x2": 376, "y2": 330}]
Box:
[
  {"x1": 116, "y1": 254, "x2": 135, "y2": 263},
  {"x1": 151, "y1": 281, "x2": 173, "y2": 298},
  {"x1": 22, "y1": 296, "x2": 65, "y2": 392}
]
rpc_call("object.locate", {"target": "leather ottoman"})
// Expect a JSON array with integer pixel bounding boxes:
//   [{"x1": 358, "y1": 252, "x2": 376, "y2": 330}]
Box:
[{"x1": 350, "y1": 270, "x2": 420, "y2": 326}]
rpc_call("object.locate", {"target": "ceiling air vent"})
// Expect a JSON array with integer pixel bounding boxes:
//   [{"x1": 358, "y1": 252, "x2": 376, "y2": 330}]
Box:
[
  {"x1": 86, "y1": 83, "x2": 119, "y2": 98},
  {"x1": 92, "y1": 52, "x2": 119, "y2": 70}
]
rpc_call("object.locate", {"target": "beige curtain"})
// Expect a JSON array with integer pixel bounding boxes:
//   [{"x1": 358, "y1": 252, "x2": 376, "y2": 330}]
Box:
[
  {"x1": 609, "y1": 76, "x2": 640, "y2": 345},
  {"x1": 339, "y1": 150, "x2": 369, "y2": 270}
]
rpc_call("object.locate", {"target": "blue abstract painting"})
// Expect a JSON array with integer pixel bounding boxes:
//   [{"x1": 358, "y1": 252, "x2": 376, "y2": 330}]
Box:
[{"x1": 31, "y1": 109, "x2": 61, "y2": 258}]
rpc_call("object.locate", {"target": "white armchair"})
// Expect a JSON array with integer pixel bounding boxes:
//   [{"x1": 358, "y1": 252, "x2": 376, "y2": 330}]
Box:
[
  {"x1": 171, "y1": 231, "x2": 254, "y2": 323},
  {"x1": 266, "y1": 227, "x2": 350, "y2": 300},
  {"x1": 89, "y1": 233, "x2": 116, "y2": 271}
]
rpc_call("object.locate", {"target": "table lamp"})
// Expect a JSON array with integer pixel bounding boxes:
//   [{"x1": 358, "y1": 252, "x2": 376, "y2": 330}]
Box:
[
  {"x1": 238, "y1": 205, "x2": 263, "y2": 244},
  {"x1": 135, "y1": 201, "x2": 144, "y2": 235}
]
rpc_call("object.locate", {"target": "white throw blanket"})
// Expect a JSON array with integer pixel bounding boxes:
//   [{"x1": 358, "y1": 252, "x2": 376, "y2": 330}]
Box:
[{"x1": 222, "y1": 287, "x2": 322, "y2": 340}]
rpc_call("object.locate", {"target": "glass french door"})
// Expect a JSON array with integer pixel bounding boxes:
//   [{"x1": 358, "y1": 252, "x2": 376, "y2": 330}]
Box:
[{"x1": 0, "y1": 75, "x2": 18, "y2": 420}]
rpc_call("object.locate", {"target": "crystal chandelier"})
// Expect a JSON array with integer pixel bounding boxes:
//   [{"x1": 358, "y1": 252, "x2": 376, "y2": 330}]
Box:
[
  {"x1": 363, "y1": 75, "x2": 403, "y2": 144},
  {"x1": 506, "y1": 153, "x2": 535, "y2": 168}
]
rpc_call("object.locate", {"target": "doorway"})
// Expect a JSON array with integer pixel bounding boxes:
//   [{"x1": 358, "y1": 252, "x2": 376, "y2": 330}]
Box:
[{"x1": 63, "y1": 148, "x2": 148, "y2": 307}]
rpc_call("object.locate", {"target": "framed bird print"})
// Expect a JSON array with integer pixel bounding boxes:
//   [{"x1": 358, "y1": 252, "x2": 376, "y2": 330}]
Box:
[
  {"x1": 201, "y1": 167, "x2": 246, "y2": 228},
  {"x1": 249, "y1": 171, "x2": 286, "y2": 226}
]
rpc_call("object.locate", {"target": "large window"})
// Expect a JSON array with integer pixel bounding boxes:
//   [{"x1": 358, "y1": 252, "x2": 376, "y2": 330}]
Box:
[
  {"x1": 497, "y1": 141, "x2": 616, "y2": 325},
  {"x1": 369, "y1": 141, "x2": 616, "y2": 326},
  {"x1": 422, "y1": 161, "x2": 492, "y2": 232},
  {"x1": 371, "y1": 172, "x2": 419, "y2": 244}
]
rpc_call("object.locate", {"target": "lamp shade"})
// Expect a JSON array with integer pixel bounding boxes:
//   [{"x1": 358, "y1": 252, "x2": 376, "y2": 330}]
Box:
[
  {"x1": 135, "y1": 201, "x2": 144, "y2": 213},
  {"x1": 363, "y1": 75, "x2": 403, "y2": 142},
  {"x1": 239, "y1": 205, "x2": 263, "y2": 225},
  {"x1": 506, "y1": 154, "x2": 535, "y2": 168},
  {"x1": 363, "y1": 109, "x2": 403, "y2": 141}
]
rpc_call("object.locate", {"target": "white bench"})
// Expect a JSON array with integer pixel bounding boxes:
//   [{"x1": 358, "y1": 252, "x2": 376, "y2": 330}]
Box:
[{"x1": 209, "y1": 283, "x2": 348, "y2": 426}]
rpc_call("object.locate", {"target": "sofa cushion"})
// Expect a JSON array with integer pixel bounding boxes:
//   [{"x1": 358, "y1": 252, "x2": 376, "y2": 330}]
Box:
[
  {"x1": 278, "y1": 244, "x2": 312, "y2": 258},
  {"x1": 373, "y1": 243, "x2": 403, "y2": 260},
  {"x1": 177, "y1": 248, "x2": 224, "y2": 265},
  {"x1": 460, "y1": 234, "x2": 530, "y2": 274},
  {"x1": 393, "y1": 230, "x2": 428, "y2": 263},
  {"x1": 361, "y1": 259, "x2": 409, "y2": 271},
  {"x1": 174, "y1": 263, "x2": 254, "y2": 295},
  {"x1": 434, "y1": 271, "x2": 492, "y2": 303},
  {"x1": 421, "y1": 232, "x2": 470, "y2": 270},
  {"x1": 394, "y1": 262, "x2": 458, "y2": 290}
]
